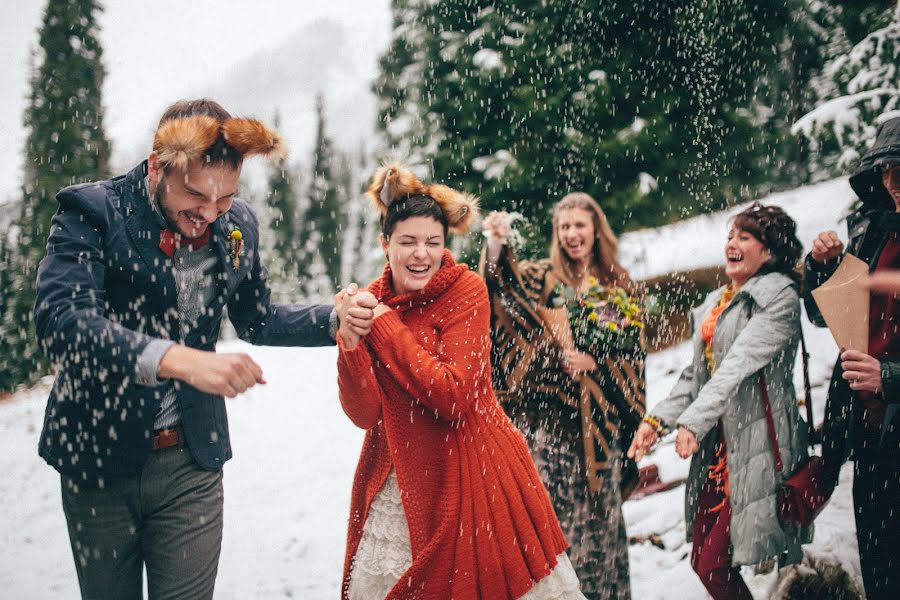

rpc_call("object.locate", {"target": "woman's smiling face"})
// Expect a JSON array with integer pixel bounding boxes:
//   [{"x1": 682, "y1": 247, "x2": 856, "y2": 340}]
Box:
[
  {"x1": 556, "y1": 207, "x2": 596, "y2": 264},
  {"x1": 382, "y1": 216, "x2": 446, "y2": 294},
  {"x1": 724, "y1": 224, "x2": 770, "y2": 288}
]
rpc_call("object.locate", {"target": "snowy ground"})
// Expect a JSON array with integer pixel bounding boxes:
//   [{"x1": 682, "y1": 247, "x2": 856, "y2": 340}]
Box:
[
  {"x1": 0, "y1": 179, "x2": 865, "y2": 597},
  {"x1": 0, "y1": 331, "x2": 861, "y2": 599}
]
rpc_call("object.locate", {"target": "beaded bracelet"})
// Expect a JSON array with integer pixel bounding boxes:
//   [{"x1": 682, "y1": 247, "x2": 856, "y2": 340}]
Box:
[{"x1": 642, "y1": 414, "x2": 666, "y2": 435}]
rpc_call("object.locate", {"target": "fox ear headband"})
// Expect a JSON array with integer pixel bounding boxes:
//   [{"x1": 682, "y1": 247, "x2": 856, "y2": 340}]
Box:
[
  {"x1": 153, "y1": 115, "x2": 285, "y2": 171},
  {"x1": 366, "y1": 164, "x2": 479, "y2": 235}
]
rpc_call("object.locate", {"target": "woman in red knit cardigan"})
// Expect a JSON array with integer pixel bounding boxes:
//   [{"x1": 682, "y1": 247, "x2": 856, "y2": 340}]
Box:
[{"x1": 335, "y1": 165, "x2": 587, "y2": 600}]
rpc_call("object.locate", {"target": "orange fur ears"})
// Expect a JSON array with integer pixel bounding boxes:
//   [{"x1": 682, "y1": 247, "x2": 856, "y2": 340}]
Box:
[
  {"x1": 153, "y1": 115, "x2": 285, "y2": 171},
  {"x1": 366, "y1": 164, "x2": 479, "y2": 235}
]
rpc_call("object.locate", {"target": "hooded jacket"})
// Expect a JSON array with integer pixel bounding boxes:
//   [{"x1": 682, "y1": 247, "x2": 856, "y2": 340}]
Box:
[{"x1": 803, "y1": 116, "x2": 900, "y2": 485}]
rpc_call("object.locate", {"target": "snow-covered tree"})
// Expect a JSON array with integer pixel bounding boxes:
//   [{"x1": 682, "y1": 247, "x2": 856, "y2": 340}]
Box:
[
  {"x1": 793, "y1": 3, "x2": 899, "y2": 176},
  {"x1": 1, "y1": 0, "x2": 111, "y2": 391},
  {"x1": 298, "y1": 94, "x2": 345, "y2": 297},
  {"x1": 374, "y1": 0, "x2": 802, "y2": 235},
  {"x1": 264, "y1": 111, "x2": 302, "y2": 301}
]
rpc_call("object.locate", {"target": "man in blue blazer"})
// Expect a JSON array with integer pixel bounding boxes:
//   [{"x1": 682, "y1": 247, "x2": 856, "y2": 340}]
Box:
[{"x1": 34, "y1": 98, "x2": 374, "y2": 599}]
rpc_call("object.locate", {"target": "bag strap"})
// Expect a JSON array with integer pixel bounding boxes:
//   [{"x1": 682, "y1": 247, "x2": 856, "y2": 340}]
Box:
[
  {"x1": 799, "y1": 328, "x2": 817, "y2": 444},
  {"x1": 759, "y1": 328, "x2": 815, "y2": 475},
  {"x1": 758, "y1": 371, "x2": 785, "y2": 474}
]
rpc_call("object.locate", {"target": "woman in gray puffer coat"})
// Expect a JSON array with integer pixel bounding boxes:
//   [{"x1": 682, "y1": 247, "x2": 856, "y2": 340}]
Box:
[{"x1": 628, "y1": 203, "x2": 812, "y2": 599}]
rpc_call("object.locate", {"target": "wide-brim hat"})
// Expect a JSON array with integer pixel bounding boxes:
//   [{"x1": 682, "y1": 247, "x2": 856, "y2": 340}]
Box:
[{"x1": 849, "y1": 116, "x2": 900, "y2": 210}]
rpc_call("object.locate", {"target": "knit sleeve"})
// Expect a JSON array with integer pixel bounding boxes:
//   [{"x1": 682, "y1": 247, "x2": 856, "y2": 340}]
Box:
[
  {"x1": 366, "y1": 273, "x2": 491, "y2": 421},
  {"x1": 337, "y1": 334, "x2": 385, "y2": 429}
]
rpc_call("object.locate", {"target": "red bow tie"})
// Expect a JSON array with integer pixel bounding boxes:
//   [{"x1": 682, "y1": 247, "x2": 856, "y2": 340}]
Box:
[{"x1": 159, "y1": 228, "x2": 212, "y2": 258}]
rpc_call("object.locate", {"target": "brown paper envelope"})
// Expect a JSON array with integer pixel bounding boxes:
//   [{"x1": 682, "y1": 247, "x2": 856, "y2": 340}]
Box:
[
  {"x1": 810, "y1": 254, "x2": 869, "y2": 353},
  {"x1": 536, "y1": 306, "x2": 575, "y2": 353}
]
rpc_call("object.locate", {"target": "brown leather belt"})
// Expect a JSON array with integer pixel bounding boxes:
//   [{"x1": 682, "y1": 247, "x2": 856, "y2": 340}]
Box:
[{"x1": 152, "y1": 428, "x2": 180, "y2": 451}]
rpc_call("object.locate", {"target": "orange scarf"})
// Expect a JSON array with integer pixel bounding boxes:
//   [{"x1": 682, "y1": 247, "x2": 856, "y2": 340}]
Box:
[
  {"x1": 699, "y1": 286, "x2": 735, "y2": 512},
  {"x1": 700, "y1": 286, "x2": 735, "y2": 372}
]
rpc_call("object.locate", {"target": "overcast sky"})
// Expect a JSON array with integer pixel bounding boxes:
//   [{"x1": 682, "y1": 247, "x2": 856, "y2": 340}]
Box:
[{"x1": 0, "y1": 0, "x2": 391, "y2": 203}]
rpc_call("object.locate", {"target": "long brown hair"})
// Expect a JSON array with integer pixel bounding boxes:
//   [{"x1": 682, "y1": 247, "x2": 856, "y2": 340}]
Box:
[{"x1": 549, "y1": 192, "x2": 630, "y2": 288}]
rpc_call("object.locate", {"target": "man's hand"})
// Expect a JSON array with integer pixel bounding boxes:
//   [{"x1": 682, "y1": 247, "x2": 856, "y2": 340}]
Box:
[
  {"x1": 373, "y1": 303, "x2": 392, "y2": 319},
  {"x1": 811, "y1": 230, "x2": 845, "y2": 265},
  {"x1": 562, "y1": 349, "x2": 598, "y2": 378},
  {"x1": 627, "y1": 422, "x2": 659, "y2": 462},
  {"x1": 158, "y1": 345, "x2": 265, "y2": 398},
  {"x1": 336, "y1": 284, "x2": 378, "y2": 349},
  {"x1": 841, "y1": 349, "x2": 883, "y2": 393},
  {"x1": 675, "y1": 425, "x2": 699, "y2": 458},
  {"x1": 868, "y1": 270, "x2": 900, "y2": 295}
]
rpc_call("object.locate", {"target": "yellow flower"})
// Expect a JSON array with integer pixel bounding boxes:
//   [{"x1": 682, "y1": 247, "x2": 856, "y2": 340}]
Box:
[
  {"x1": 588, "y1": 312, "x2": 599, "y2": 322},
  {"x1": 588, "y1": 276, "x2": 599, "y2": 287},
  {"x1": 606, "y1": 322, "x2": 618, "y2": 332},
  {"x1": 632, "y1": 320, "x2": 644, "y2": 329}
]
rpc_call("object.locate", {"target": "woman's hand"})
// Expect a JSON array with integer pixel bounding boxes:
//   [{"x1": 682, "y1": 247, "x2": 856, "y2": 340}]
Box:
[
  {"x1": 336, "y1": 284, "x2": 378, "y2": 349},
  {"x1": 373, "y1": 303, "x2": 392, "y2": 319},
  {"x1": 482, "y1": 210, "x2": 512, "y2": 240},
  {"x1": 562, "y1": 349, "x2": 598, "y2": 377},
  {"x1": 675, "y1": 426, "x2": 699, "y2": 458},
  {"x1": 627, "y1": 422, "x2": 659, "y2": 462},
  {"x1": 841, "y1": 350, "x2": 883, "y2": 393},
  {"x1": 482, "y1": 211, "x2": 511, "y2": 265},
  {"x1": 810, "y1": 230, "x2": 844, "y2": 265}
]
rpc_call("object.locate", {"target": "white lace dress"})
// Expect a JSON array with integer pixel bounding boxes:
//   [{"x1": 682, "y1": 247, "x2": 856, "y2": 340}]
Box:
[{"x1": 347, "y1": 470, "x2": 587, "y2": 600}]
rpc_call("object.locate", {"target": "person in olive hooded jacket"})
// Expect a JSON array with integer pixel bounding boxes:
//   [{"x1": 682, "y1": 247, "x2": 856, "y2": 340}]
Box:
[{"x1": 804, "y1": 116, "x2": 900, "y2": 600}]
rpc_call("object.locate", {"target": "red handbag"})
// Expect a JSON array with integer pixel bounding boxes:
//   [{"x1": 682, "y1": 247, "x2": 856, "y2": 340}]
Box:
[{"x1": 758, "y1": 332, "x2": 834, "y2": 530}]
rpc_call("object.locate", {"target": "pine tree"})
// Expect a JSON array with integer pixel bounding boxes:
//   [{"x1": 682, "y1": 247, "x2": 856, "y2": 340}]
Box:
[
  {"x1": 350, "y1": 145, "x2": 384, "y2": 285},
  {"x1": 265, "y1": 110, "x2": 301, "y2": 300},
  {"x1": 793, "y1": 3, "x2": 899, "y2": 177},
  {"x1": 373, "y1": 1, "x2": 802, "y2": 235},
  {"x1": 0, "y1": 232, "x2": 17, "y2": 392},
  {"x1": 1, "y1": 0, "x2": 111, "y2": 391},
  {"x1": 338, "y1": 151, "x2": 361, "y2": 286},
  {"x1": 299, "y1": 94, "x2": 344, "y2": 294}
]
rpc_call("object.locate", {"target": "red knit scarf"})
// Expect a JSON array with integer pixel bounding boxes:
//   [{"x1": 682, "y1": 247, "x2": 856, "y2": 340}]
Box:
[{"x1": 368, "y1": 249, "x2": 469, "y2": 311}]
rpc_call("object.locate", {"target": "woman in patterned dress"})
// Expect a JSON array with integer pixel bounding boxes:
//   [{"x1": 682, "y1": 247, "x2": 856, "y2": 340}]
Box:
[{"x1": 480, "y1": 193, "x2": 645, "y2": 599}]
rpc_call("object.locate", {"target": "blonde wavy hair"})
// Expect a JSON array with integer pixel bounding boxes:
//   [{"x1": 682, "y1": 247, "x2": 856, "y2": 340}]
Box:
[{"x1": 550, "y1": 192, "x2": 631, "y2": 288}]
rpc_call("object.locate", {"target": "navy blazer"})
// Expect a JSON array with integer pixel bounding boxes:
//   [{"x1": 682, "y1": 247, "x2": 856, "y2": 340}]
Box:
[{"x1": 35, "y1": 162, "x2": 334, "y2": 484}]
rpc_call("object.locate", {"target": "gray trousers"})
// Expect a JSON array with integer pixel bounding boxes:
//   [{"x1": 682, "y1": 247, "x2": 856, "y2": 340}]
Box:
[{"x1": 61, "y1": 433, "x2": 224, "y2": 600}]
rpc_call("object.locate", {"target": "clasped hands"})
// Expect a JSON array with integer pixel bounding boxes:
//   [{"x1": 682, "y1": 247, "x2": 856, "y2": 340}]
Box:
[
  {"x1": 627, "y1": 422, "x2": 699, "y2": 463},
  {"x1": 156, "y1": 283, "x2": 388, "y2": 398},
  {"x1": 335, "y1": 283, "x2": 390, "y2": 349}
]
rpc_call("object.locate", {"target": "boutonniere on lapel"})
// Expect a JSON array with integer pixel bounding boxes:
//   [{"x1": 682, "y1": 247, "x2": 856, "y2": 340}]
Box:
[{"x1": 228, "y1": 228, "x2": 243, "y2": 271}]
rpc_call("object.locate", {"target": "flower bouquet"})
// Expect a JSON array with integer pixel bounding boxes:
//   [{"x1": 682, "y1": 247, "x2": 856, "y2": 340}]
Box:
[{"x1": 552, "y1": 277, "x2": 647, "y2": 353}]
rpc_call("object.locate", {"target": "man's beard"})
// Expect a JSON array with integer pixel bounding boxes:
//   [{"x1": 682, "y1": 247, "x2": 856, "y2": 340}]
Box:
[{"x1": 154, "y1": 178, "x2": 206, "y2": 239}]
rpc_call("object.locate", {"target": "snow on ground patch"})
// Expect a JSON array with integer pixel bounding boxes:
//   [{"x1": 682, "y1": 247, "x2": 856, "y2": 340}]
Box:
[{"x1": 0, "y1": 336, "x2": 860, "y2": 599}]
